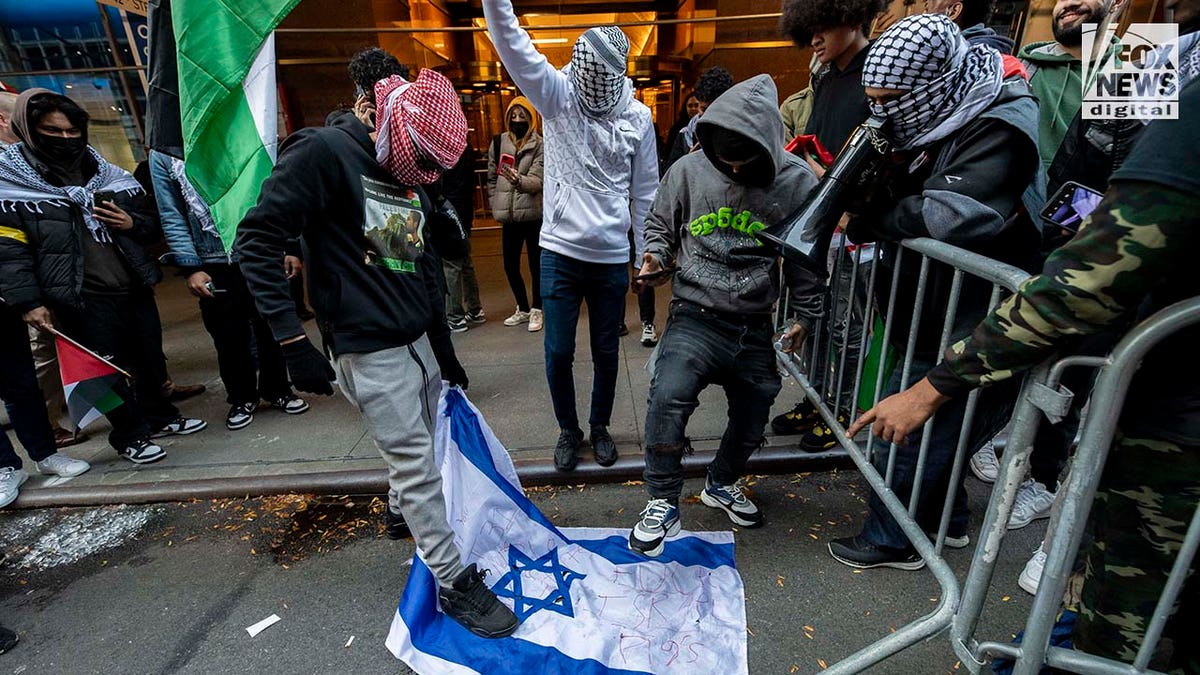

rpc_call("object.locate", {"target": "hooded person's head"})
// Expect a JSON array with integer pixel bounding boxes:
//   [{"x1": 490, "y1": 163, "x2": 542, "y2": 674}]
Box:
[
  {"x1": 373, "y1": 69, "x2": 468, "y2": 185},
  {"x1": 696, "y1": 75, "x2": 785, "y2": 189},
  {"x1": 567, "y1": 26, "x2": 632, "y2": 118},
  {"x1": 12, "y1": 89, "x2": 91, "y2": 172},
  {"x1": 505, "y1": 96, "x2": 539, "y2": 146},
  {"x1": 862, "y1": 13, "x2": 1003, "y2": 149}
]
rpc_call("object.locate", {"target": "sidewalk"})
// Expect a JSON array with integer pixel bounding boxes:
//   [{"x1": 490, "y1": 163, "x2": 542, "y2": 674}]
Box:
[{"x1": 11, "y1": 228, "x2": 818, "y2": 501}]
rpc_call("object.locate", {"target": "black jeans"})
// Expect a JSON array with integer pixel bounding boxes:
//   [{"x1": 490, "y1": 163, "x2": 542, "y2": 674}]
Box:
[
  {"x1": 861, "y1": 355, "x2": 1017, "y2": 549},
  {"x1": 201, "y1": 264, "x2": 291, "y2": 405},
  {"x1": 54, "y1": 289, "x2": 178, "y2": 449},
  {"x1": 0, "y1": 310, "x2": 57, "y2": 470},
  {"x1": 541, "y1": 250, "x2": 627, "y2": 432},
  {"x1": 501, "y1": 220, "x2": 541, "y2": 311},
  {"x1": 643, "y1": 302, "x2": 782, "y2": 501}
]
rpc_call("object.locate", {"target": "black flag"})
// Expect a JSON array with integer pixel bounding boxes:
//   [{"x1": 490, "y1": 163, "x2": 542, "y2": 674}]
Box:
[{"x1": 145, "y1": 0, "x2": 184, "y2": 158}]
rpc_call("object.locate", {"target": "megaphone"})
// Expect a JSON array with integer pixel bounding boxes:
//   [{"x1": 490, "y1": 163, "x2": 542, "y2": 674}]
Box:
[{"x1": 758, "y1": 116, "x2": 892, "y2": 275}]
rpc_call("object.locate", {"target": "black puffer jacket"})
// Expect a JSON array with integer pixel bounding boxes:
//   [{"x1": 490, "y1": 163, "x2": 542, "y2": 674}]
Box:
[{"x1": 0, "y1": 152, "x2": 162, "y2": 313}]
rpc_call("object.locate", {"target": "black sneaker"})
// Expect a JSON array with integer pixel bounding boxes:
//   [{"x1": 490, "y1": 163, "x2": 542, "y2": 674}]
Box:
[
  {"x1": 618, "y1": 323, "x2": 629, "y2": 337},
  {"x1": 226, "y1": 402, "x2": 257, "y2": 430},
  {"x1": 119, "y1": 439, "x2": 166, "y2": 464},
  {"x1": 269, "y1": 394, "x2": 310, "y2": 415},
  {"x1": 384, "y1": 507, "x2": 410, "y2": 540},
  {"x1": 150, "y1": 416, "x2": 207, "y2": 438},
  {"x1": 438, "y1": 564, "x2": 519, "y2": 638},
  {"x1": 554, "y1": 428, "x2": 583, "y2": 472},
  {"x1": 590, "y1": 425, "x2": 618, "y2": 467},
  {"x1": 828, "y1": 535, "x2": 925, "y2": 571},
  {"x1": 628, "y1": 499, "x2": 681, "y2": 557},
  {"x1": 0, "y1": 624, "x2": 17, "y2": 655},
  {"x1": 798, "y1": 415, "x2": 848, "y2": 452},
  {"x1": 770, "y1": 400, "x2": 820, "y2": 436},
  {"x1": 926, "y1": 528, "x2": 970, "y2": 549}
]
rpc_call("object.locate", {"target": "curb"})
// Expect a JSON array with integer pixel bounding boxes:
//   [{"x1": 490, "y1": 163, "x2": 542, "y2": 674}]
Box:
[{"x1": 10, "y1": 446, "x2": 851, "y2": 509}]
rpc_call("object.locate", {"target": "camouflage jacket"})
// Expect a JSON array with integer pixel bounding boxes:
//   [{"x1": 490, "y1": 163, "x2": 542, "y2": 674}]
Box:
[{"x1": 926, "y1": 180, "x2": 1200, "y2": 443}]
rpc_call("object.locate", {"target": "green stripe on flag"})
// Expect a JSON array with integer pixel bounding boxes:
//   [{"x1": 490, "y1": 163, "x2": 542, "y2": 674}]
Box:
[
  {"x1": 173, "y1": 0, "x2": 301, "y2": 249},
  {"x1": 94, "y1": 388, "x2": 125, "y2": 415}
]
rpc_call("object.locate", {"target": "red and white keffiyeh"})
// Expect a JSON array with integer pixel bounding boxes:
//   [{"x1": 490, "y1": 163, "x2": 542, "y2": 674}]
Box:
[{"x1": 374, "y1": 69, "x2": 468, "y2": 185}]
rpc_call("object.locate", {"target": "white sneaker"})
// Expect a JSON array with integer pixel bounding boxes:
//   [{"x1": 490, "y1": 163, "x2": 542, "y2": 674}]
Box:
[
  {"x1": 640, "y1": 322, "x2": 658, "y2": 347},
  {"x1": 0, "y1": 467, "x2": 29, "y2": 508},
  {"x1": 1008, "y1": 479, "x2": 1055, "y2": 530},
  {"x1": 503, "y1": 309, "x2": 530, "y2": 326},
  {"x1": 969, "y1": 440, "x2": 1000, "y2": 483},
  {"x1": 36, "y1": 453, "x2": 91, "y2": 478},
  {"x1": 528, "y1": 308, "x2": 544, "y2": 332},
  {"x1": 1018, "y1": 543, "x2": 1047, "y2": 595}
]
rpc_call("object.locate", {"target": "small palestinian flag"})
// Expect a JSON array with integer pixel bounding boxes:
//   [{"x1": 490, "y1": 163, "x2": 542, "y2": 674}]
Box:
[{"x1": 54, "y1": 331, "x2": 129, "y2": 430}]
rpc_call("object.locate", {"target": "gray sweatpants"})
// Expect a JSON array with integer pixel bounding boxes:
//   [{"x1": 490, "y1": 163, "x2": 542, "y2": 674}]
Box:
[{"x1": 333, "y1": 336, "x2": 465, "y2": 587}]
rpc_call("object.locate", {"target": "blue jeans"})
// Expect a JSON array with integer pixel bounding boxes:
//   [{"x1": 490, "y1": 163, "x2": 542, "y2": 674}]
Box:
[
  {"x1": 860, "y1": 356, "x2": 1017, "y2": 549},
  {"x1": 1, "y1": 310, "x2": 57, "y2": 470},
  {"x1": 540, "y1": 250, "x2": 627, "y2": 432},
  {"x1": 643, "y1": 302, "x2": 782, "y2": 501}
]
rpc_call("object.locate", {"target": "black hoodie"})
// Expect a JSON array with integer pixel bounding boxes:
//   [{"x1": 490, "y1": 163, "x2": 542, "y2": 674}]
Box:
[{"x1": 236, "y1": 113, "x2": 442, "y2": 356}]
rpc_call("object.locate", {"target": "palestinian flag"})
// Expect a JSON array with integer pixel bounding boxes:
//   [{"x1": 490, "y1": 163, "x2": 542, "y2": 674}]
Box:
[
  {"x1": 170, "y1": 0, "x2": 300, "y2": 249},
  {"x1": 55, "y1": 332, "x2": 128, "y2": 430}
]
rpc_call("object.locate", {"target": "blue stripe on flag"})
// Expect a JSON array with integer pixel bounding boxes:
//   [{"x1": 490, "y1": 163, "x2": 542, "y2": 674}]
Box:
[
  {"x1": 400, "y1": 556, "x2": 651, "y2": 675},
  {"x1": 574, "y1": 534, "x2": 736, "y2": 569},
  {"x1": 445, "y1": 389, "x2": 569, "y2": 543},
  {"x1": 444, "y1": 389, "x2": 736, "y2": 572}
]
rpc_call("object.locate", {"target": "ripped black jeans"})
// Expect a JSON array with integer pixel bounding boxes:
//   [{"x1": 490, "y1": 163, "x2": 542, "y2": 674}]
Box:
[{"x1": 643, "y1": 301, "x2": 782, "y2": 502}]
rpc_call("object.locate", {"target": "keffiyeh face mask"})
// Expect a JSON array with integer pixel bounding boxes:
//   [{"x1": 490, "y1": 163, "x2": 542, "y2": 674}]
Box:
[
  {"x1": 569, "y1": 27, "x2": 631, "y2": 118},
  {"x1": 863, "y1": 14, "x2": 1003, "y2": 149}
]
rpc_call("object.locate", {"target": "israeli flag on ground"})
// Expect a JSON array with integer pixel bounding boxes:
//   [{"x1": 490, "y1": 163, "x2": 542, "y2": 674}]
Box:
[{"x1": 386, "y1": 389, "x2": 749, "y2": 674}]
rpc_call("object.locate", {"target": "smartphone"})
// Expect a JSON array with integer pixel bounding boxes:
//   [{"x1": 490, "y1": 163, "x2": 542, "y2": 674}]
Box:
[
  {"x1": 203, "y1": 281, "x2": 227, "y2": 295},
  {"x1": 1040, "y1": 181, "x2": 1104, "y2": 233},
  {"x1": 498, "y1": 153, "x2": 516, "y2": 173},
  {"x1": 94, "y1": 190, "x2": 116, "y2": 206},
  {"x1": 633, "y1": 268, "x2": 676, "y2": 282}
]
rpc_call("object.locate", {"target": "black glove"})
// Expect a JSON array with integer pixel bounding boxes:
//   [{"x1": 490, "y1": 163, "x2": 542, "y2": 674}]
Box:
[
  {"x1": 281, "y1": 338, "x2": 335, "y2": 395},
  {"x1": 441, "y1": 359, "x2": 469, "y2": 390},
  {"x1": 427, "y1": 327, "x2": 469, "y2": 390}
]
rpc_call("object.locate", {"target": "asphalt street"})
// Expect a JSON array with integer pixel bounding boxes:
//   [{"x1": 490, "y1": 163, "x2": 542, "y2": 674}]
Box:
[{"x1": 0, "y1": 470, "x2": 1044, "y2": 674}]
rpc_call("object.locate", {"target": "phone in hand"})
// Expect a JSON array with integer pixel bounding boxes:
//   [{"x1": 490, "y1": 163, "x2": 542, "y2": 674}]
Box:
[
  {"x1": 93, "y1": 190, "x2": 116, "y2": 206},
  {"x1": 498, "y1": 153, "x2": 516, "y2": 173},
  {"x1": 1040, "y1": 181, "x2": 1104, "y2": 233},
  {"x1": 633, "y1": 268, "x2": 676, "y2": 282}
]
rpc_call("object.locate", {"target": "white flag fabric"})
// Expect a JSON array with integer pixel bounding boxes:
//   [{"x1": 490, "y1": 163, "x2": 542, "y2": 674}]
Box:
[{"x1": 386, "y1": 389, "x2": 749, "y2": 674}]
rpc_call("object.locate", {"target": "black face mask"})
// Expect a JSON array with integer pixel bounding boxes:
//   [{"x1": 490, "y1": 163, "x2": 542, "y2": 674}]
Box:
[
  {"x1": 35, "y1": 133, "x2": 87, "y2": 165},
  {"x1": 509, "y1": 121, "x2": 530, "y2": 139},
  {"x1": 703, "y1": 127, "x2": 773, "y2": 187}
]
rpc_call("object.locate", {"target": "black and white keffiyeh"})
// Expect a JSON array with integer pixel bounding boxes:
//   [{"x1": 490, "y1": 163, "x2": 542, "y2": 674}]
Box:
[
  {"x1": 567, "y1": 26, "x2": 632, "y2": 118},
  {"x1": 0, "y1": 143, "x2": 142, "y2": 243},
  {"x1": 167, "y1": 156, "x2": 218, "y2": 240},
  {"x1": 863, "y1": 14, "x2": 1004, "y2": 149}
]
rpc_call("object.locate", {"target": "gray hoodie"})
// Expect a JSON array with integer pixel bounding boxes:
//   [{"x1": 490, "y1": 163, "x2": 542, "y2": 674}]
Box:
[{"x1": 644, "y1": 74, "x2": 823, "y2": 327}]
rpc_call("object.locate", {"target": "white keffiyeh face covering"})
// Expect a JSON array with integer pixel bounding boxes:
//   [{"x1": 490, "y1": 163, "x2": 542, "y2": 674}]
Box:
[
  {"x1": 863, "y1": 14, "x2": 1004, "y2": 149},
  {"x1": 568, "y1": 26, "x2": 632, "y2": 118}
]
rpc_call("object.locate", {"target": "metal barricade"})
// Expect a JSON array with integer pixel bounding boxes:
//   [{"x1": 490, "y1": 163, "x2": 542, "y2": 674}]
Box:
[
  {"x1": 775, "y1": 236, "x2": 1038, "y2": 673},
  {"x1": 951, "y1": 296, "x2": 1200, "y2": 675},
  {"x1": 775, "y1": 235, "x2": 1200, "y2": 673}
]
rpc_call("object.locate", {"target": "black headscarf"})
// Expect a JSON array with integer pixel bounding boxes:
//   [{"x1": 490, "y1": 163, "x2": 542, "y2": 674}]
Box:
[{"x1": 12, "y1": 88, "x2": 92, "y2": 185}]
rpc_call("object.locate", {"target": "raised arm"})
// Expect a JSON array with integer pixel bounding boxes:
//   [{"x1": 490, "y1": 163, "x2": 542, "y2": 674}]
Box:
[
  {"x1": 481, "y1": 0, "x2": 570, "y2": 119},
  {"x1": 628, "y1": 117, "x2": 659, "y2": 261}
]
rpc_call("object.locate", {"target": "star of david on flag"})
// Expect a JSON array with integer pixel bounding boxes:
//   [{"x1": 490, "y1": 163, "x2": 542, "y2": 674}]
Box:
[{"x1": 385, "y1": 389, "x2": 749, "y2": 674}]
